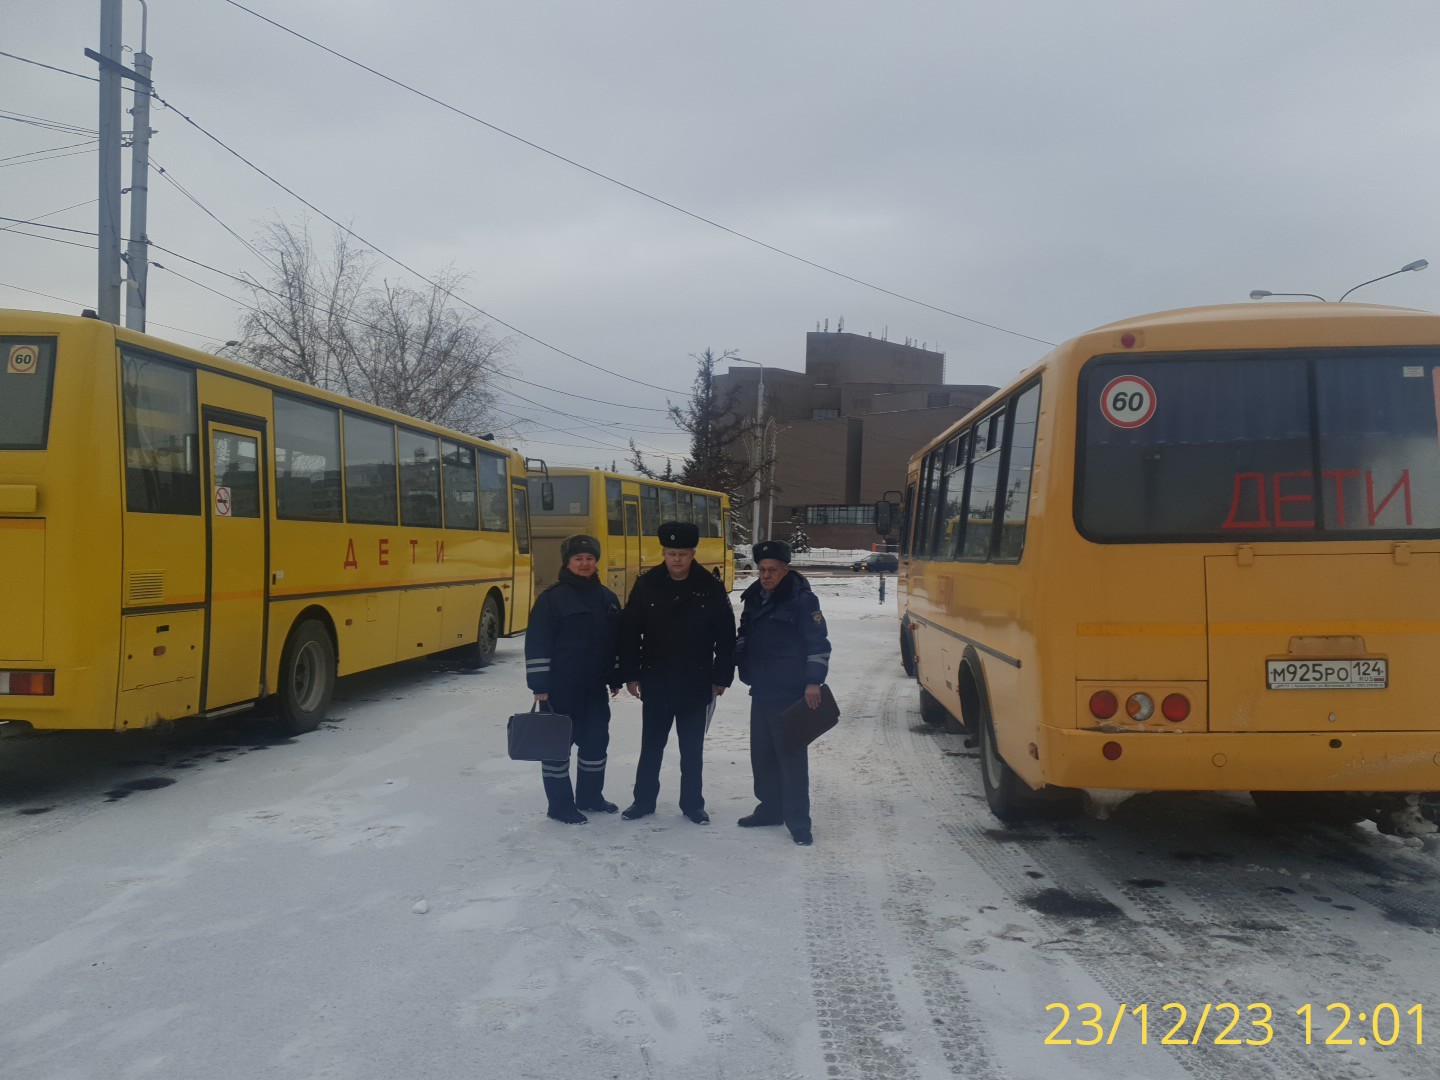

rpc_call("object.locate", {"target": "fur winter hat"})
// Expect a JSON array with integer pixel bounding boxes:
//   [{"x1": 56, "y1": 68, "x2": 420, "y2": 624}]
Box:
[
  {"x1": 560, "y1": 534, "x2": 602, "y2": 563},
  {"x1": 658, "y1": 521, "x2": 701, "y2": 549},
  {"x1": 752, "y1": 539, "x2": 792, "y2": 564}
]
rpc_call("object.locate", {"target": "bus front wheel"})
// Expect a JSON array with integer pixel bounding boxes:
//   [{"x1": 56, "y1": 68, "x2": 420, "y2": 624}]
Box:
[
  {"x1": 276, "y1": 619, "x2": 336, "y2": 735},
  {"x1": 918, "y1": 686, "x2": 948, "y2": 726},
  {"x1": 472, "y1": 595, "x2": 502, "y2": 668}
]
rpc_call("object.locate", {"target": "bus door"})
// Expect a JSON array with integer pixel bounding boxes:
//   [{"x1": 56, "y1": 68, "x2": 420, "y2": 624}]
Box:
[
  {"x1": 202, "y1": 416, "x2": 267, "y2": 710},
  {"x1": 623, "y1": 497, "x2": 641, "y2": 599},
  {"x1": 511, "y1": 483, "x2": 533, "y2": 619}
]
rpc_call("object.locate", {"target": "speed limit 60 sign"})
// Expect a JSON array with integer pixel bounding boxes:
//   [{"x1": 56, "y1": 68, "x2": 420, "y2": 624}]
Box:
[{"x1": 1100, "y1": 375, "x2": 1157, "y2": 429}]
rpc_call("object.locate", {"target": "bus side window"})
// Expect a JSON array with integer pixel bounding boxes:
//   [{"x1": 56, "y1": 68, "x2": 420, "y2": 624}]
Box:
[
  {"x1": 274, "y1": 394, "x2": 341, "y2": 521},
  {"x1": 996, "y1": 383, "x2": 1041, "y2": 562},
  {"x1": 122, "y1": 350, "x2": 201, "y2": 516},
  {"x1": 398, "y1": 430, "x2": 441, "y2": 528}
]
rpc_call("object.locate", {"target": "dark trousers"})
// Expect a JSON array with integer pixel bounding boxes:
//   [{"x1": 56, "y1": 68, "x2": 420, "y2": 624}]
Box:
[
  {"x1": 541, "y1": 687, "x2": 611, "y2": 810},
  {"x1": 632, "y1": 688, "x2": 708, "y2": 813},
  {"x1": 750, "y1": 696, "x2": 811, "y2": 835}
]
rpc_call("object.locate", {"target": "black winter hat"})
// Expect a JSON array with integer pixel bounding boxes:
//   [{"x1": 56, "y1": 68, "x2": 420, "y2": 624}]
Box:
[
  {"x1": 657, "y1": 520, "x2": 700, "y2": 548},
  {"x1": 752, "y1": 539, "x2": 792, "y2": 564},
  {"x1": 560, "y1": 533, "x2": 602, "y2": 562}
]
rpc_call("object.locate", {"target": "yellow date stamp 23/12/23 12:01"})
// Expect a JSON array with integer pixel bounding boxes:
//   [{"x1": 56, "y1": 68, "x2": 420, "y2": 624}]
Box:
[{"x1": 1044, "y1": 1002, "x2": 1424, "y2": 1047}]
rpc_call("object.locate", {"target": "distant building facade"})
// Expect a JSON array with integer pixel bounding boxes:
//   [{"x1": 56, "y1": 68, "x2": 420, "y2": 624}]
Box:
[{"x1": 714, "y1": 330, "x2": 996, "y2": 550}]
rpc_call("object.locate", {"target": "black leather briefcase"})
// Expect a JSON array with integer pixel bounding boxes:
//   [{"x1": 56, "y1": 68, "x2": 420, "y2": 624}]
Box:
[
  {"x1": 781, "y1": 685, "x2": 840, "y2": 752},
  {"x1": 507, "y1": 702, "x2": 573, "y2": 761}
]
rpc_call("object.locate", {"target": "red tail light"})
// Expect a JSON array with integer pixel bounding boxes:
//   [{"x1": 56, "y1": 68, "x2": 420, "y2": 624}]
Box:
[
  {"x1": 1161, "y1": 693, "x2": 1190, "y2": 722},
  {"x1": 1089, "y1": 691, "x2": 1118, "y2": 719},
  {"x1": 0, "y1": 671, "x2": 55, "y2": 696}
]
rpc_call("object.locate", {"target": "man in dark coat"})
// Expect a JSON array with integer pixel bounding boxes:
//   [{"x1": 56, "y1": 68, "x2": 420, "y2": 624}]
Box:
[
  {"x1": 735, "y1": 539, "x2": 830, "y2": 845},
  {"x1": 618, "y1": 521, "x2": 736, "y2": 824},
  {"x1": 525, "y1": 534, "x2": 624, "y2": 824}
]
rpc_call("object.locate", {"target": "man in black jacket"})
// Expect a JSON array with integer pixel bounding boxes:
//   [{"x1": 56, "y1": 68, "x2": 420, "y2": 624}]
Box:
[
  {"x1": 525, "y1": 534, "x2": 624, "y2": 824},
  {"x1": 618, "y1": 521, "x2": 736, "y2": 824}
]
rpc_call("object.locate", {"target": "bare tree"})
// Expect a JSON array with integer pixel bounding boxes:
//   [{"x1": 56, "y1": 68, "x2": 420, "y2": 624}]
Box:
[{"x1": 233, "y1": 219, "x2": 510, "y2": 436}]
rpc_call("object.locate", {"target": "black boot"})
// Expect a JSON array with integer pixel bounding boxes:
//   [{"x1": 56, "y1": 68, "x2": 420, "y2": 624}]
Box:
[
  {"x1": 684, "y1": 808, "x2": 710, "y2": 824},
  {"x1": 543, "y1": 760, "x2": 585, "y2": 823},
  {"x1": 622, "y1": 803, "x2": 655, "y2": 820},
  {"x1": 737, "y1": 812, "x2": 783, "y2": 827},
  {"x1": 548, "y1": 806, "x2": 588, "y2": 825},
  {"x1": 579, "y1": 798, "x2": 618, "y2": 813}
]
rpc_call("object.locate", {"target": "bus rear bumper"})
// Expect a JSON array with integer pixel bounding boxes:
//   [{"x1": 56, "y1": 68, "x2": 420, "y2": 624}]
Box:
[{"x1": 1041, "y1": 728, "x2": 1440, "y2": 792}]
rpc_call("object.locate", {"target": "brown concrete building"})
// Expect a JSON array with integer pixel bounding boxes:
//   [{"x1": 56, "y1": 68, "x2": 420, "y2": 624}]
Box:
[{"x1": 714, "y1": 330, "x2": 996, "y2": 549}]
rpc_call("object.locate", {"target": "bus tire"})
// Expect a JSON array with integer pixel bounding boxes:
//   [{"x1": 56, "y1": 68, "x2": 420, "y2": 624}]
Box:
[
  {"x1": 899, "y1": 621, "x2": 917, "y2": 677},
  {"x1": 1251, "y1": 791, "x2": 1366, "y2": 827},
  {"x1": 275, "y1": 619, "x2": 336, "y2": 735},
  {"x1": 471, "y1": 594, "x2": 503, "y2": 669},
  {"x1": 978, "y1": 703, "x2": 1032, "y2": 822},
  {"x1": 918, "y1": 686, "x2": 949, "y2": 726}
]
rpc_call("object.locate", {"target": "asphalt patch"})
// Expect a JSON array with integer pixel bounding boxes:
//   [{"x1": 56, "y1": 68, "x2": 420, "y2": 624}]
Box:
[{"x1": 1023, "y1": 887, "x2": 1124, "y2": 920}]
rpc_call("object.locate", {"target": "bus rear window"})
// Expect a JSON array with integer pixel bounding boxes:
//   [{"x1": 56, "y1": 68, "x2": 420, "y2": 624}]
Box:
[
  {"x1": 1077, "y1": 349, "x2": 1440, "y2": 541},
  {"x1": 529, "y1": 475, "x2": 590, "y2": 516},
  {"x1": 0, "y1": 338, "x2": 57, "y2": 450}
]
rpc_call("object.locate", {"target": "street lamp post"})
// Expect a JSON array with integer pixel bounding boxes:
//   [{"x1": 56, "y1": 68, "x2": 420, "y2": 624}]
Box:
[
  {"x1": 1249, "y1": 260, "x2": 1428, "y2": 303},
  {"x1": 728, "y1": 357, "x2": 765, "y2": 544}
]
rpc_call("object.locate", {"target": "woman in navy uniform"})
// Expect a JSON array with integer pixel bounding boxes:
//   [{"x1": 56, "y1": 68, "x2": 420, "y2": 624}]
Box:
[
  {"x1": 735, "y1": 540, "x2": 830, "y2": 845},
  {"x1": 618, "y1": 521, "x2": 736, "y2": 823},
  {"x1": 524, "y1": 534, "x2": 623, "y2": 824}
]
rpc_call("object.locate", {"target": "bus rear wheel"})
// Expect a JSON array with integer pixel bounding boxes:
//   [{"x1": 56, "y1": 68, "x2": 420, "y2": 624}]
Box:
[
  {"x1": 978, "y1": 704, "x2": 1039, "y2": 821},
  {"x1": 275, "y1": 619, "x2": 336, "y2": 735},
  {"x1": 1251, "y1": 791, "x2": 1366, "y2": 827},
  {"x1": 899, "y1": 622, "x2": 917, "y2": 677}
]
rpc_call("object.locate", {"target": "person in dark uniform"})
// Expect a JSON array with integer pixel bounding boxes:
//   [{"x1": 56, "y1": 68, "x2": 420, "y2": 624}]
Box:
[
  {"x1": 525, "y1": 533, "x2": 623, "y2": 824},
  {"x1": 735, "y1": 539, "x2": 830, "y2": 846},
  {"x1": 618, "y1": 521, "x2": 736, "y2": 824}
]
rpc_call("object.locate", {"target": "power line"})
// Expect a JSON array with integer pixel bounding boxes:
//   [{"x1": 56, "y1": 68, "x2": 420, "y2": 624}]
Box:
[
  {"x1": 0, "y1": 279, "x2": 222, "y2": 341},
  {"x1": 0, "y1": 198, "x2": 97, "y2": 234},
  {"x1": 0, "y1": 145, "x2": 97, "y2": 169},
  {"x1": 0, "y1": 110, "x2": 98, "y2": 137},
  {"x1": 0, "y1": 50, "x2": 99, "y2": 83},
  {"x1": 0, "y1": 139, "x2": 94, "y2": 164},
  {"x1": 146, "y1": 89, "x2": 690, "y2": 396},
  {"x1": 217, "y1": 0, "x2": 1055, "y2": 348}
]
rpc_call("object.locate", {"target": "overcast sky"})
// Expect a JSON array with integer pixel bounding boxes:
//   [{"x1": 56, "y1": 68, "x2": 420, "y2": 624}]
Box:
[{"x1": 6, "y1": 1, "x2": 1440, "y2": 471}]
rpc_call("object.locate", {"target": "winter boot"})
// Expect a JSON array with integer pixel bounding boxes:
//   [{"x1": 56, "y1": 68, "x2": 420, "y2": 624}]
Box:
[{"x1": 575, "y1": 754, "x2": 613, "y2": 812}]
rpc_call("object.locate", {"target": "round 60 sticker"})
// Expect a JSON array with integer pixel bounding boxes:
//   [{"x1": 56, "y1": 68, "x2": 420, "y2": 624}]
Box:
[{"x1": 1100, "y1": 375, "x2": 1157, "y2": 429}]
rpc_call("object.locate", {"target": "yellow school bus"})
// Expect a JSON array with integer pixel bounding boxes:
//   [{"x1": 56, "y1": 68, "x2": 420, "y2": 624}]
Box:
[
  {"x1": 0, "y1": 310, "x2": 534, "y2": 735},
  {"x1": 896, "y1": 302, "x2": 1440, "y2": 824},
  {"x1": 526, "y1": 468, "x2": 733, "y2": 600}
]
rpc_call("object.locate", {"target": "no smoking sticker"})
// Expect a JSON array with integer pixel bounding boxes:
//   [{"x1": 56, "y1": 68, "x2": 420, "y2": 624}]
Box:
[
  {"x1": 1100, "y1": 375, "x2": 1157, "y2": 429},
  {"x1": 214, "y1": 486, "x2": 232, "y2": 517},
  {"x1": 7, "y1": 345, "x2": 39, "y2": 375}
]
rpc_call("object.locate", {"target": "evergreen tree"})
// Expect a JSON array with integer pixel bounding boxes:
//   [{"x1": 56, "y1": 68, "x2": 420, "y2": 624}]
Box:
[
  {"x1": 788, "y1": 524, "x2": 812, "y2": 554},
  {"x1": 628, "y1": 348, "x2": 774, "y2": 515}
]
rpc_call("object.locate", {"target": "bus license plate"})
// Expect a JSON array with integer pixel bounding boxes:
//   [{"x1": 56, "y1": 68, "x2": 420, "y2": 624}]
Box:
[{"x1": 1265, "y1": 659, "x2": 1388, "y2": 690}]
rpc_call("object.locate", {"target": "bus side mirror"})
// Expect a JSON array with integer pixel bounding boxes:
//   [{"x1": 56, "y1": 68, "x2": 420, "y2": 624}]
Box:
[
  {"x1": 875, "y1": 500, "x2": 893, "y2": 534},
  {"x1": 541, "y1": 481, "x2": 555, "y2": 512}
]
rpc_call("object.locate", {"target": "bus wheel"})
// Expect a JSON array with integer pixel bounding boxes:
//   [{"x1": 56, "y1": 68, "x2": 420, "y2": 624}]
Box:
[
  {"x1": 276, "y1": 619, "x2": 336, "y2": 735},
  {"x1": 473, "y1": 595, "x2": 502, "y2": 668},
  {"x1": 978, "y1": 705, "x2": 1032, "y2": 821},
  {"x1": 899, "y1": 622, "x2": 917, "y2": 677},
  {"x1": 1251, "y1": 791, "x2": 1366, "y2": 827},
  {"x1": 918, "y1": 686, "x2": 949, "y2": 726}
]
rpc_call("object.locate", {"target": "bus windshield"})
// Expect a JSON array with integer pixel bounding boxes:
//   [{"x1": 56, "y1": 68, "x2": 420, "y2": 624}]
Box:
[
  {"x1": 0, "y1": 337, "x2": 57, "y2": 450},
  {"x1": 1077, "y1": 348, "x2": 1440, "y2": 541}
]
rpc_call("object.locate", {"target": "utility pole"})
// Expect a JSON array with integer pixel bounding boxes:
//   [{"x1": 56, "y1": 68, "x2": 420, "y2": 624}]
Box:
[
  {"x1": 94, "y1": 0, "x2": 123, "y2": 324},
  {"x1": 124, "y1": 0, "x2": 153, "y2": 332}
]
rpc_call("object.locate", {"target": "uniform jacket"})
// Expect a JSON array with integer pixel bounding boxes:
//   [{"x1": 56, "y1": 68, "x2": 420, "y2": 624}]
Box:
[
  {"x1": 525, "y1": 570, "x2": 623, "y2": 697},
  {"x1": 735, "y1": 570, "x2": 831, "y2": 701},
  {"x1": 619, "y1": 563, "x2": 736, "y2": 694}
]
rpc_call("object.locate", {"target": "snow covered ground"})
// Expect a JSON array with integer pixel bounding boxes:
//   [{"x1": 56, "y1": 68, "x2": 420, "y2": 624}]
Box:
[{"x1": 2, "y1": 574, "x2": 1438, "y2": 1079}]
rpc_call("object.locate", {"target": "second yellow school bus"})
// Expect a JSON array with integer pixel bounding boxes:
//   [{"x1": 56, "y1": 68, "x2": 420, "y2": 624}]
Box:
[
  {"x1": 898, "y1": 302, "x2": 1440, "y2": 824},
  {"x1": 526, "y1": 468, "x2": 733, "y2": 600},
  {"x1": 0, "y1": 310, "x2": 534, "y2": 736}
]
